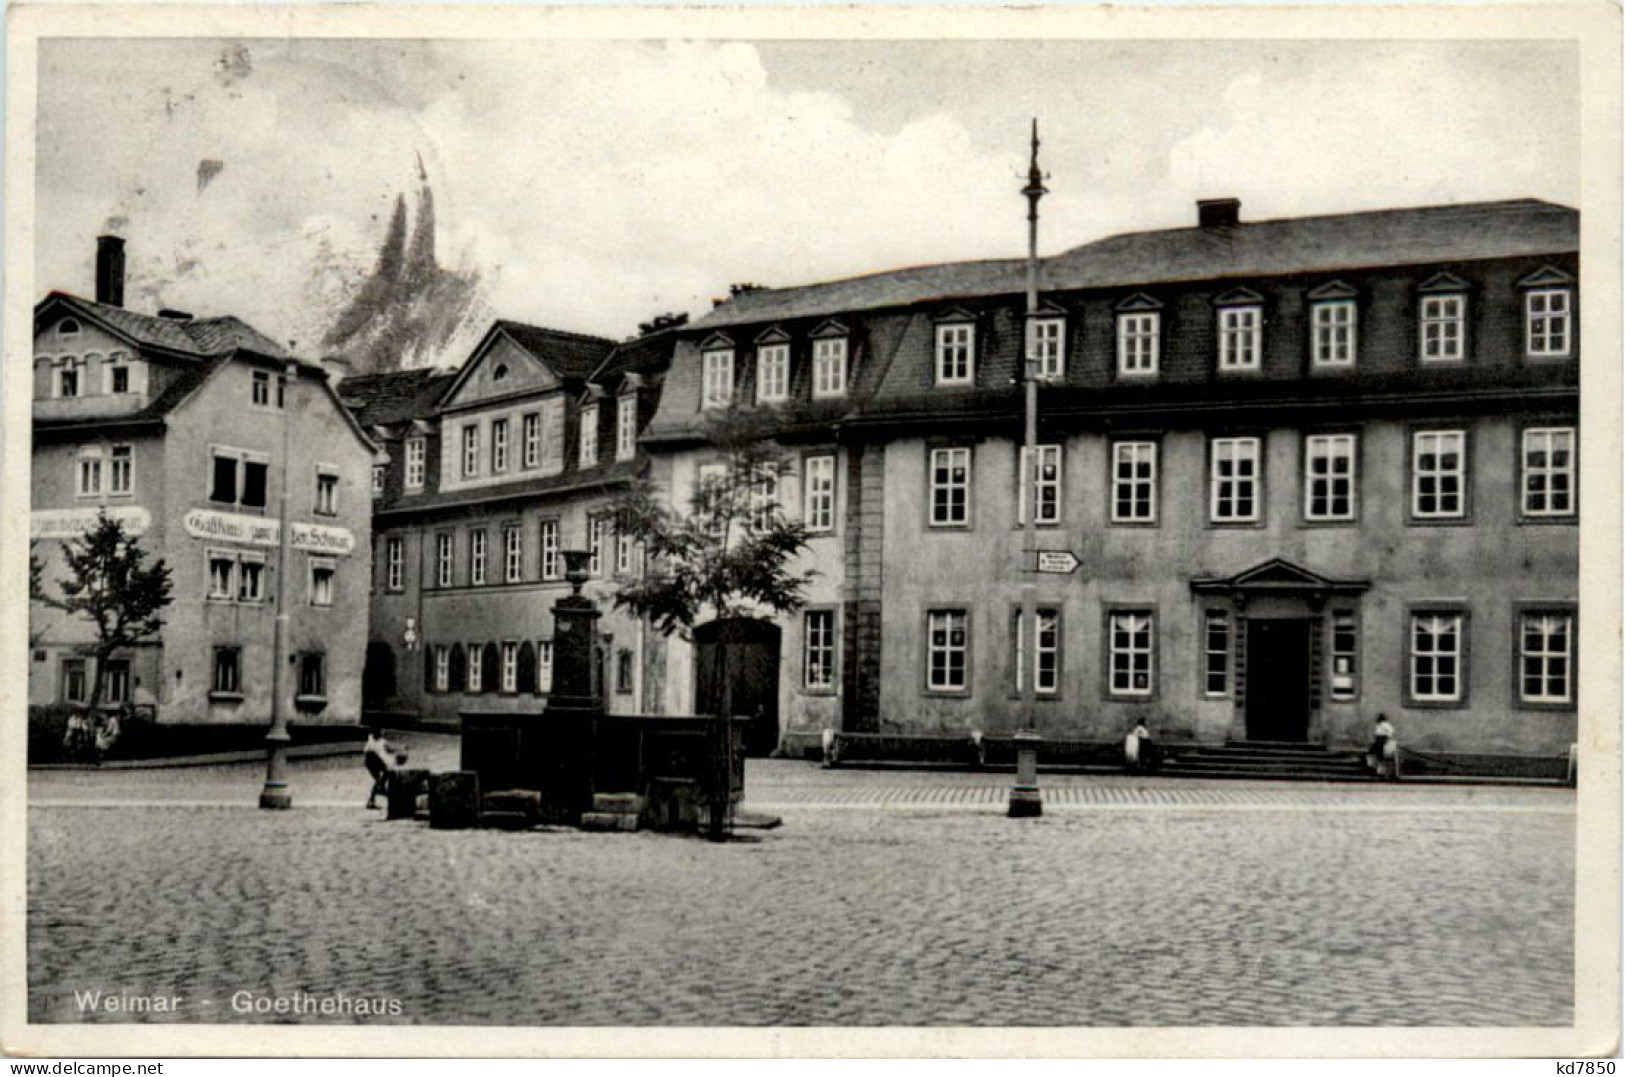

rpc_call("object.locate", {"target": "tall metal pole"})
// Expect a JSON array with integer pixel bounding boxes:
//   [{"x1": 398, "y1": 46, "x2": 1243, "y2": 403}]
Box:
[
  {"x1": 260, "y1": 358, "x2": 297, "y2": 810},
  {"x1": 1009, "y1": 119, "x2": 1046, "y2": 818}
]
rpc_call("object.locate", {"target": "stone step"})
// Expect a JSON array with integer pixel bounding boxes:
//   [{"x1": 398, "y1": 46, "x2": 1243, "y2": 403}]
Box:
[
  {"x1": 1223, "y1": 740, "x2": 1340, "y2": 753},
  {"x1": 484, "y1": 789, "x2": 542, "y2": 817},
  {"x1": 579, "y1": 811, "x2": 640, "y2": 832},
  {"x1": 479, "y1": 811, "x2": 533, "y2": 831},
  {"x1": 1160, "y1": 766, "x2": 1378, "y2": 783},
  {"x1": 591, "y1": 792, "x2": 645, "y2": 816},
  {"x1": 1178, "y1": 754, "x2": 1368, "y2": 770}
]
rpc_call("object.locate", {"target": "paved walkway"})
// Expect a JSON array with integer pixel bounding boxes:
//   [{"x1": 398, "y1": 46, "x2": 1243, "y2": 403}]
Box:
[{"x1": 26, "y1": 743, "x2": 1574, "y2": 1028}]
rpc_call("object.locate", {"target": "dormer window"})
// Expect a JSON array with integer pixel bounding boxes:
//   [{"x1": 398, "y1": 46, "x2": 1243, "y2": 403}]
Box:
[
  {"x1": 812, "y1": 335, "x2": 848, "y2": 399},
  {"x1": 616, "y1": 394, "x2": 638, "y2": 461},
  {"x1": 1215, "y1": 289, "x2": 1263, "y2": 373},
  {"x1": 57, "y1": 357, "x2": 82, "y2": 398},
  {"x1": 1519, "y1": 269, "x2": 1575, "y2": 359},
  {"x1": 1308, "y1": 283, "x2": 1359, "y2": 368},
  {"x1": 1420, "y1": 295, "x2": 1466, "y2": 363},
  {"x1": 934, "y1": 318, "x2": 975, "y2": 386},
  {"x1": 1115, "y1": 295, "x2": 1162, "y2": 378},
  {"x1": 702, "y1": 347, "x2": 734, "y2": 409},
  {"x1": 1026, "y1": 315, "x2": 1065, "y2": 380},
  {"x1": 579, "y1": 402, "x2": 599, "y2": 467}
]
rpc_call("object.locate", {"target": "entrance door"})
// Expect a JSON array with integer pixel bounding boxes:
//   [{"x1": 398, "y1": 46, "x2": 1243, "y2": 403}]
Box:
[
  {"x1": 694, "y1": 618, "x2": 782, "y2": 757},
  {"x1": 1245, "y1": 619, "x2": 1312, "y2": 742},
  {"x1": 363, "y1": 641, "x2": 397, "y2": 711}
]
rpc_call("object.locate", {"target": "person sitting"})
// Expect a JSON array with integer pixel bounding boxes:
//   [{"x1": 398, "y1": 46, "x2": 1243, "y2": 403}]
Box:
[
  {"x1": 363, "y1": 728, "x2": 399, "y2": 809},
  {"x1": 1124, "y1": 719, "x2": 1159, "y2": 773},
  {"x1": 1367, "y1": 714, "x2": 1397, "y2": 779}
]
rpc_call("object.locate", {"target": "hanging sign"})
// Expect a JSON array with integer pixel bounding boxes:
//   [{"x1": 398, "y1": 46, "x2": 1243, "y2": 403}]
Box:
[{"x1": 31, "y1": 506, "x2": 151, "y2": 540}]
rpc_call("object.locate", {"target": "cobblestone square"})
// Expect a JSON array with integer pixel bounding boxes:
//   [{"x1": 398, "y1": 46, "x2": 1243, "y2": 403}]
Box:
[{"x1": 27, "y1": 749, "x2": 1574, "y2": 1027}]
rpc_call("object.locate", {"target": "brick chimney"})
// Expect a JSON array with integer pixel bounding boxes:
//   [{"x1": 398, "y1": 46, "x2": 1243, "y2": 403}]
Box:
[
  {"x1": 1197, "y1": 198, "x2": 1241, "y2": 229},
  {"x1": 95, "y1": 235, "x2": 126, "y2": 308}
]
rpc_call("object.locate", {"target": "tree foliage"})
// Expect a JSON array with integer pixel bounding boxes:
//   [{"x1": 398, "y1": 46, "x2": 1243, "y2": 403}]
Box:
[
  {"x1": 610, "y1": 406, "x2": 815, "y2": 638},
  {"x1": 39, "y1": 513, "x2": 174, "y2": 709}
]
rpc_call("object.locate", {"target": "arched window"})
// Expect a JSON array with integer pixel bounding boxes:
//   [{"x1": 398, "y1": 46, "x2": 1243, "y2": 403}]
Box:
[
  {"x1": 58, "y1": 318, "x2": 81, "y2": 340},
  {"x1": 517, "y1": 641, "x2": 537, "y2": 694}
]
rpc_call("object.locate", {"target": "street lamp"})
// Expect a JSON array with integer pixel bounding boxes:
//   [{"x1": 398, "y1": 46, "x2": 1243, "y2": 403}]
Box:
[{"x1": 260, "y1": 358, "x2": 298, "y2": 810}]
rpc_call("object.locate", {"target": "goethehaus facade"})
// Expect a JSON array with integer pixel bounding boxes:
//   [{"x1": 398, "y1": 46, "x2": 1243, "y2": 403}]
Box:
[{"x1": 640, "y1": 198, "x2": 1581, "y2": 762}]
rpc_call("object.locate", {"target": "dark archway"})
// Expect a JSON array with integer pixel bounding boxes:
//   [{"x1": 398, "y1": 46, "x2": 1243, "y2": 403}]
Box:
[
  {"x1": 363, "y1": 641, "x2": 396, "y2": 709},
  {"x1": 694, "y1": 618, "x2": 782, "y2": 757}
]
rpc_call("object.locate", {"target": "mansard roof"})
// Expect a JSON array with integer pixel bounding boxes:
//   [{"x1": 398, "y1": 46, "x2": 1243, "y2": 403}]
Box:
[
  {"x1": 36, "y1": 291, "x2": 294, "y2": 361},
  {"x1": 339, "y1": 367, "x2": 458, "y2": 427}
]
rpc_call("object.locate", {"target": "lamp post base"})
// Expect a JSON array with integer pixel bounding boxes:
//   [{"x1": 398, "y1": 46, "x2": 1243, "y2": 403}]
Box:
[
  {"x1": 259, "y1": 734, "x2": 293, "y2": 811},
  {"x1": 1007, "y1": 730, "x2": 1043, "y2": 817}
]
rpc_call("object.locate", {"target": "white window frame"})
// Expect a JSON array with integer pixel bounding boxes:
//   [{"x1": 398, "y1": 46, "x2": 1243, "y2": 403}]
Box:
[
  {"x1": 371, "y1": 465, "x2": 385, "y2": 497},
  {"x1": 756, "y1": 344, "x2": 789, "y2": 404},
  {"x1": 521, "y1": 413, "x2": 541, "y2": 470},
  {"x1": 405, "y1": 437, "x2": 426, "y2": 490},
  {"x1": 804, "y1": 610, "x2": 836, "y2": 691},
  {"x1": 1116, "y1": 312, "x2": 1160, "y2": 377},
  {"x1": 1218, "y1": 306, "x2": 1261, "y2": 372},
  {"x1": 589, "y1": 516, "x2": 608, "y2": 576},
  {"x1": 928, "y1": 446, "x2": 971, "y2": 528},
  {"x1": 1304, "y1": 433, "x2": 1357, "y2": 522},
  {"x1": 56, "y1": 357, "x2": 84, "y2": 399},
  {"x1": 701, "y1": 349, "x2": 734, "y2": 409},
  {"x1": 501, "y1": 641, "x2": 519, "y2": 694},
  {"x1": 207, "y1": 548, "x2": 237, "y2": 601},
  {"x1": 208, "y1": 447, "x2": 270, "y2": 510},
  {"x1": 469, "y1": 529, "x2": 487, "y2": 586},
  {"x1": 76, "y1": 447, "x2": 103, "y2": 498},
  {"x1": 1026, "y1": 317, "x2": 1065, "y2": 380},
  {"x1": 1525, "y1": 288, "x2": 1572, "y2": 358},
  {"x1": 579, "y1": 403, "x2": 599, "y2": 468},
  {"x1": 1013, "y1": 608, "x2": 1060, "y2": 696},
  {"x1": 539, "y1": 520, "x2": 561, "y2": 580},
  {"x1": 1108, "y1": 611, "x2": 1155, "y2": 698},
  {"x1": 308, "y1": 557, "x2": 336, "y2": 608},
  {"x1": 1412, "y1": 430, "x2": 1466, "y2": 519},
  {"x1": 615, "y1": 532, "x2": 636, "y2": 576},
  {"x1": 1329, "y1": 610, "x2": 1359, "y2": 702},
  {"x1": 1409, "y1": 612, "x2": 1463, "y2": 703},
  {"x1": 491, "y1": 418, "x2": 510, "y2": 473},
  {"x1": 1311, "y1": 300, "x2": 1357, "y2": 368},
  {"x1": 934, "y1": 323, "x2": 974, "y2": 386},
  {"x1": 538, "y1": 640, "x2": 554, "y2": 693},
  {"x1": 926, "y1": 609, "x2": 969, "y2": 692},
  {"x1": 314, "y1": 469, "x2": 340, "y2": 517},
  {"x1": 461, "y1": 424, "x2": 480, "y2": 479},
  {"x1": 1017, "y1": 444, "x2": 1062, "y2": 526},
  {"x1": 433, "y1": 645, "x2": 450, "y2": 692},
  {"x1": 812, "y1": 338, "x2": 847, "y2": 399},
  {"x1": 1209, "y1": 437, "x2": 1261, "y2": 523},
  {"x1": 107, "y1": 357, "x2": 131, "y2": 395},
  {"x1": 436, "y1": 533, "x2": 454, "y2": 588},
  {"x1": 1202, "y1": 609, "x2": 1229, "y2": 698},
  {"x1": 1420, "y1": 294, "x2": 1466, "y2": 363},
  {"x1": 237, "y1": 552, "x2": 266, "y2": 603},
  {"x1": 251, "y1": 370, "x2": 272, "y2": 408},
  {"x1": 803, "y1": 454, "x2": 836, "y2": 533},
  {"x1": 1520, "y1": 611, "x2": 1574, "y2": 705},
  {"x1": 1111, "y1": 441, "x2": 1158, "y2": 524},
  {"x1": 385, "y1": 536, "x2": 405, "y2": 591},
  {"x1": 504, "y1": 526, "x2": 523, "y2": 583},
  {"x1": 466, "y1": 642, "x2": 484, "y2": 693},
  {"x1": 1522, "y1": 426, "x2": 1576, "y2": 518},
  {"x1": 616, "y1": 394, "x2": 638, "y2": 461}
]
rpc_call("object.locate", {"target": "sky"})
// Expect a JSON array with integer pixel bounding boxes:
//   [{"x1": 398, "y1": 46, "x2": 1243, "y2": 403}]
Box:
[{"x1": 35, "y1": 36, "x2": 1579, "y2": 363}]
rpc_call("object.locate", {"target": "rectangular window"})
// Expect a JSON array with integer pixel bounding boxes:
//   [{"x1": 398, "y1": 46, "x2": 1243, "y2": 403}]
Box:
[
  {"x1": 1017, "y1": 445, "x2": 1062, "y2": 525},
  {"x1": 1526, "y1": 288, "x2": 1572, "y2": 357},
  {"x1": 1330, "y1": 610, "x2": 1359, "y2": 701},
  {"x1": 109, "y1": 364, "x2": 130, "y2": 395},
  {"x1": 462, "y1": 425, "x2": 480, "y2": 479},
  {"x1": 757, "y1": 344, "x2": 789, "y2": 404},
  {"x1": 212, "y1": 647, "x2": 241, "y2": 695},
  {"x1": 504, "y1": 527, "x2": 523, "y2": 583},
  {"x1": 469, "y1": 530, "x2": 487, "y2": 586},
  {"x1": 252, "y1": 370, "x2": 271, "y2": 407},
  {"x1": 935, "y1": 324, "x2": 974, "y2": 385},
  {"x1": 1111, "y1": 441, "x2": 1158, "y2": 524},
  {"x1": 803, "y1": 455, "x2": 836, "y2": 532},
  {"x1": 1421, "y1": 295, "x2": 1465, "y2": 362},
  {"x1": 1117, "y1": 312, "x2": 1159, "y2": 376},
  {"x1": 1311, "y1": 301, "x2": 1357, "y2": 367},
  {"x1": 371, "y1": 465, "x2": 385, "y2": 497},
  {"x1": 405, "y1": 437, "x2": 426, "y2": 489},
  {"x1": 436, "y1": 533, "x2": 454, "y2": 588},
  {"x1": 1520, "y1": 611, "x2": 1574, "y2": 704},
  {"x1": 63, "y1": 659, "x2": 88, "y2": 704},
  {"x1": 1218, "y1": 306, "x2": 1261, "y2": 371},
  {"x1": 928, "y1": 447, "x2": 971, "y2": 528},
  {"x1": 101, "y1": 659, "x2": 131, "y2": 705},
  {"x1": 243, "y1": 460, "x2": 267, "y2": 508},
  {"x1": 616, "y1": 650, "x2": 635, "y2": 694},
  {"x1": 501, "y1": 641, "x2": 519, "y2": 693},
  {"x1": 589, "y1": 516, "x2": 608, "y2": 576},
  {"x1": 207, "y1": 450, "x2": 269, "y2": 509},
  {"x1": 238, "y1": 554, "x2": 266, "y2": 603},
  {"x1": 77, "y1": 451, "x2": 103, "y2": 497},
  {"x1": 1027, "y1": 317, "x2": 1064, "y2": 379},
  {"x1": 433, "y1": 645, "x2": 450, "y2": 692},
  {"x1": 1410, "y1": 612, "x2": 1463, "y2": 703},
  {"x1": 1203, "y1": 609, "x2": 1229, "y2": 697},
  {"x1": 385, "y1": 537, "x2": 405, "y2": 591},
  {"x1": 616, "y1": 395, "x2": 638, "y2": 461},
  {"x1": 1013, "y1": 608, "x2": 1060, "y2": 696},
  {"x1": 1413, "y1": 430, "x2": 1466, "y2": 519},
  {"x1": 315, "y1": 470, "x2": 339, "y2": 516},
  {"x1": 926, "y1": 610, "x2": 969, "y2": 692},
  {"x1": 695, "y1": 462, "x2": 729, "y2": 523},
  {"x1": 467, "y1": 643, "x2": 484, "y2": 693},
  {"x1": 1304, "y1": 434, "x2": 1357, "y2": 522},
  {"x1": 541, "y1": 398, "x2": 565, "y2": 472},
  {"x1": 492, "y1": 418, "x2": 510, "y2": 473},
  {"x1": 615, "y1": 533, "x2": 635, "y2": 576},
  {"x1": 58, "y1": 360, "x2": 80, "y2": 399},
  {"x1": 1109, "y1": 611, "x2": 1155, "y2": 697},
  {"x1": 702, "y1": 349, "x2": 734, "y2": 408},
  {"x1": 209, "y1": 453, "x2": 236, "y2": 504},
  {"x1": 207, "y1": 550, "x2": 237, "y2": 601},
  {"x1": 538, "y1": 641, "x2": 554, "y2": 693},
  {"x1": 1522, "y1": 427, "x2": 1576, "y2": 518},
  {"x1": 804, "y1": 610, "x2": 836, "y2": 690},
  {"x1": 748, "y1": 465, "x2": 779, "y2": 532},
  {"x1": 309, "y1": 558, "x2": 336, "y2": 607},
  {"x1": 1210, "y1": 437, "x2": 1261, "y2": 523},
  {"x1": 522, "y1": 413, "x2": 541, "y2": 470},
  {"x1": 539, "y1": 520, "x2": 560, "y2": 580},
  {"x1": 579, "y1": 404, "x2": 599, "y2": 468},
  {"x1": 298, "y1": 653, "x2": 325, "y2": 698},
  {"x1": 812, "y1": 338, "x2": 847, "y2": 398}
]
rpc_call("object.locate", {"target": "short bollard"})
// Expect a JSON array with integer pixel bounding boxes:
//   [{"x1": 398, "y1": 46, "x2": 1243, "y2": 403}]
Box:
[
  {"x1": 1008, "y1": 730, "x2": 1043, "y2": 818},
  {"x1": 429, "y1": 771, "x2": 482, "y2": 830},
  {"x1": 386, "y1": 769, "x2": 429, "y2": 821}
]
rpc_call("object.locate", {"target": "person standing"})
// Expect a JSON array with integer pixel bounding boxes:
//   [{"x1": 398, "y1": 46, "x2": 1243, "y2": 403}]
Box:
[{"x1": 363, "y1": 728, "x2": 397, "y2": 809}]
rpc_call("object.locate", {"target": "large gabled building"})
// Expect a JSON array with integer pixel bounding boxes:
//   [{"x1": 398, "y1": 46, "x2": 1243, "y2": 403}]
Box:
[
  {"x1": 30, "y1": 237, "x2": 377, "y2": 731},
  {"x1": 641, "y1": 197, "x2": 1581, "y2": 763}
]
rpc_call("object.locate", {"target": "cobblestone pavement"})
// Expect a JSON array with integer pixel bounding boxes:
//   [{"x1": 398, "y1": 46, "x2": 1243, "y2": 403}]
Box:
[{"x1": 27, "y1": 748, "x2": 1574, "y2": 1027}]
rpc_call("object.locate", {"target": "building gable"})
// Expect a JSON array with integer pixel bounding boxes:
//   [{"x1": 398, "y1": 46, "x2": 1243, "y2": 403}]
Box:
[{"x1": 440, "y1": 331, "x2": 563, "y2": 411}]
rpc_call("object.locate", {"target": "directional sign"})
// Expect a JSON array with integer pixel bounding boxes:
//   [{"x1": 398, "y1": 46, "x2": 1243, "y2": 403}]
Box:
[{"x1": 1034, "y1": 550, "x2": 1080, "y2": 575}]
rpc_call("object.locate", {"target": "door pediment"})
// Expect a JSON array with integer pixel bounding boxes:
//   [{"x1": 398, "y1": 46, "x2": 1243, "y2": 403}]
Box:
[{"x1": 1191, "y1": 557, "x2": 1370, "y2": 596}]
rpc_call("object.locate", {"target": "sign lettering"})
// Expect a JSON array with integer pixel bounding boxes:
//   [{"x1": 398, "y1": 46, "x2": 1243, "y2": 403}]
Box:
[{"x1": 30, "y1": 507, "x2": 151, "y2": 540}]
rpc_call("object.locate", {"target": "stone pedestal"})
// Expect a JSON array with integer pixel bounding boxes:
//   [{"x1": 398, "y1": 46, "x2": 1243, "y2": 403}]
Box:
[
  {"x1": 429, "y1": 770, "x2": 481, "y2": 829},
  {"x1": 386, "y1": 769, "x2": 429, "y2": 821}
]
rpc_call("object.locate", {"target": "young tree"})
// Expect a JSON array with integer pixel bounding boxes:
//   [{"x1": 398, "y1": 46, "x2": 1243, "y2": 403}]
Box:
[
  {"x1": 611, "y1": 406, "x2": 815, "y2": 838},
  {"x1": 39, "y1": 513, "x2": 174, "y2": 714}
]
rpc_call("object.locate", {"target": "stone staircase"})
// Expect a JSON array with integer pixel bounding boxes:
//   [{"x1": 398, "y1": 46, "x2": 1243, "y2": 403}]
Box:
[{"x1": 1160, "y1": 740, "x2": 1374, "y2": 782}]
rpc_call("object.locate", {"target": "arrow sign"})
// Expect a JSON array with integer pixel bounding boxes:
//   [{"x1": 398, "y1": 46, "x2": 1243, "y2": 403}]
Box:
[{"x1": 1033, "y1": 550, "x2": 1080, "y2": 575}]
